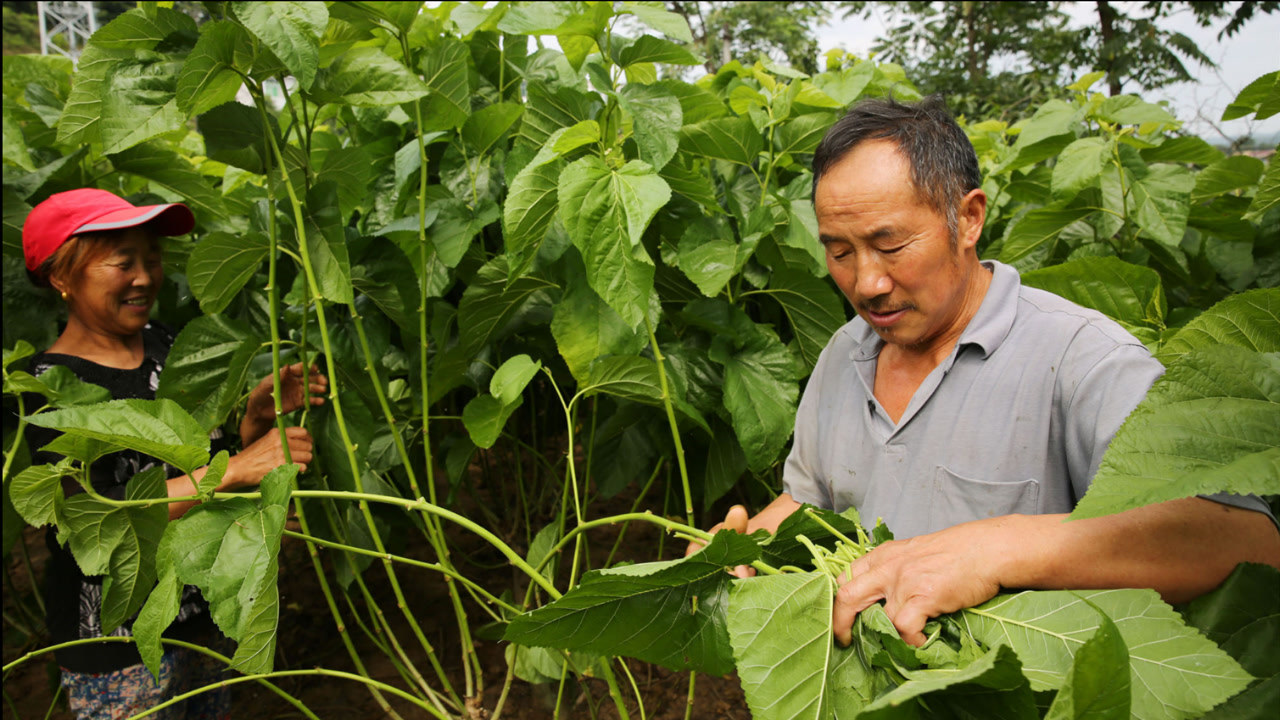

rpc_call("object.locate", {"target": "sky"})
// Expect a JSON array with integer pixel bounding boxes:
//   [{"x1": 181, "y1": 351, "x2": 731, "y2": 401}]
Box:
[{"x1": 814, "y1": 3, "x2": 1280, "y2": 142}]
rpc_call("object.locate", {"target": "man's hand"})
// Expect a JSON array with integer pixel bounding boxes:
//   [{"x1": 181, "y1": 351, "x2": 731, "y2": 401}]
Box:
[
  {"x1": 832, "y1": 518, "x2": 1009, "y2": 647},
  {"x1": 685, "y1": 505, "x2": 754, "y2": 578}
]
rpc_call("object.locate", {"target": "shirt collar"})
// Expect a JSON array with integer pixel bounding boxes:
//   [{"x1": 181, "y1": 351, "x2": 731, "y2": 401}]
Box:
[{"x1": 847, "y1": 259, "x2": 1020, "y2": 362}]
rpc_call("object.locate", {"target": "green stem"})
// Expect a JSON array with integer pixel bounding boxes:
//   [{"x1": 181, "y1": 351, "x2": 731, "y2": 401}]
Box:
[
  {"x1": 606, "y1": 460, "x2": 664, "y2": 567},
  {"x1": 2, "y1": 637, "x2": 320, "y2": 720},
  {"x1": 644, "y1": 319, "x2": 694, "y2": 525},
  {"x1": 2, "y1": 393, "x2": 27, "y2": 483}
]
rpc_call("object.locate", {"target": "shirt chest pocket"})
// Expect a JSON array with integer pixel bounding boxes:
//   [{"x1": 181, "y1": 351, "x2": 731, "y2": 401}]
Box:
[{"x1": 928, "y1": 465, "x2": 1040, "y2": 532}]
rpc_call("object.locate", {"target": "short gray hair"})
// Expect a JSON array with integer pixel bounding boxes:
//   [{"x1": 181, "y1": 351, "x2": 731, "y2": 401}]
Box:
[{"x1": 811, "y1": 95, "x2": 981, "y2": 237}]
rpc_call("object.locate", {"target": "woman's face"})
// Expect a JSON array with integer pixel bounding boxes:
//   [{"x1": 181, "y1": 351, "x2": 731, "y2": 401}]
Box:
[{"x1": 59, "y1": 227, "x2": 163, "y2": 339}]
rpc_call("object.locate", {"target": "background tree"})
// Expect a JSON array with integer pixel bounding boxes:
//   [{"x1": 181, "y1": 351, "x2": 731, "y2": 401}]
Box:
[{"x1": 668, "y1": 1, "x2": 830, "y2": 74}]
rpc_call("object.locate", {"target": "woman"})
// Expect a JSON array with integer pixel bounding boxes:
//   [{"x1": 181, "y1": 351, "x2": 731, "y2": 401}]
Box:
[{"x1": 21, "y1": 188, "x2": 326, "y2": 719}]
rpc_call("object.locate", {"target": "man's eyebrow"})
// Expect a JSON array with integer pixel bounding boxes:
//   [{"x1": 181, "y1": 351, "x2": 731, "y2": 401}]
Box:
[{"x1": 819, "y1": 227, "x2": 895, "y2": 246}]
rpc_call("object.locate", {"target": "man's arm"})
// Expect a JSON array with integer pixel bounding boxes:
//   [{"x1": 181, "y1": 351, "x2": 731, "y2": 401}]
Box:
[{"x1": 831, "y1": 497, "x2": 1280, "y2": 647}]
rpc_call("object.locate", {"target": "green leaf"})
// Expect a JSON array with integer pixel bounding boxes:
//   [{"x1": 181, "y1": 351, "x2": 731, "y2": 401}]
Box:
[
  {"x1": 176, "y1": 21, "x2": 247, "y2": 116},
  {"x1": 63, "y1": 467, "x2": 167, "y2": 633},
  {"x1": 1044, "y1": 610, "x2": 1130, "y2": 720},
  {"x1": 622, "y1": 2, "x2": 694, "y2": 43},
  {"x1": 558, "y1": 157, "x2": 670, "y2": 328},
  {"x1": 960, "y1": 589, "x2": 1253, "y2": 720},
  {"x1": 758, "y1": 270, "x2": 847, "y2": 371},
  {"x1": 56, "y1": 43, "x2": 132, "y2": 146},
  {"x1": 758, "y1": 505, "x2": 862, "y2": 569},
  {"x1": 163, "y1": 464, "x2": 294, "y2": 674},
  {"x1": 462, "y1": 394, "x2": 521, "y2": 449},
  {"x1": 1052, "y1": 137, "x2": 1111, "y2": 199},
  {"x1": 503, "y1": 530, "x2": 760, "y2": 675},
  {"x1": 303, "y1": 181, "x2": 353, "y2": 304},
  {"x1": 1067, "y1": 71, "x2": 1107, "y2": 92},
  {"x1": 1005, "y1": 99, "x2": 1078, "y2": 171},
  {"x1": 231, "y1": 1, "x2": 327, "y2": 90},
  {"x1": 417, "y1": 37, "x2": 472, "y2": 131},
  {"x1": 703, "y1": 418, "x2": 747, "y2": 511},
  {"x1": 679, "y1": 117, "x2": 765, "y2": 166},
  {"x1": 616, "y1": 35, "x2": 702, "y2": 67},
  {"x1": 351, "y1": 238, "x2": 421, "y2": 334},
  {"x1": 517, "y1": 83, "x2": 601, "y2": 148},
  {"x1": 457, "y1": 257, "x2": 559, "y2": 355},
  {"x1": 31, "y1": 366, "x2": 113, "y2": 408},
  {"x1": 491, "y1": 354, "x2": 541, "y2": 406},
  {"x1": 713, "y1": 326, "x2": 801, "y2": 471},
  {"x1": 998, "y1": 206, "x2": 1096, "y2": 265},
  {"x1": 462, "y1": 102, "x2": 524, "y2": 155},
  {"x1": 677, "y1": 228, "x2": 739, "y2": 298},
  {"x1": 1244, "y1": 152, "x2": 1280, "y2": 223},
  {"x1": 1097, "y1": 96, "x2": 1178, "y2": 127},
  {"x1": 1020, "y1": 257, "x2": 1165, "y2": 329},
  {"x1": 1140, "y1": 136, "x2": 1225, "y2": 165},
  {"x1": 552, "y1": 120, "x2": 601, "y2": 154},
  {"x1": 619, "y1": 83, "x2": 682, "y2": 171},
  {"x1": 156, "y1": 315, "x2": 261, "y2": 433},
  {"x1": 9, "y1": 460, "x2": 73, "y2": 528},
  {"x1": 1157, "y1": 289, "x2": 1280, "y2": 366},
  {"x1": 98, "y1": 55, "x2": 186, "y2": 156},
  {"x1": 198, "y1": 102, "x2": 277, "y2": 175},
  {"x1": 1131, "y1": 164, "x2": 1194, "y2": 247},
  {"x1": 728, "y1": 571, "x2": 878, "y2": 719},
  {"x1": 1222, "y1": 71, "x2": 1280, "y2": 121},
  {"x1": 110, "y1": 143, "x2": 227, "y2": 221},
  {"x1": 198, "y1": 450, "x2": 229, "y2": 500},
  {"x1": 860, "y1": 643, "x2": 1036, "y2": 720},
  {"x1": 776, "y1": 112, "x2": 836, "y2": 156},
  {"x1": 550, "y1": 274, "x2": 645, "y2": 384},
  {"x1": 1193, "y1": 156, "x2": 1265, "y2": 202},
  {"x1": 1184, "y1": 563, "x2": 1280, "y2": 678},
  {"x1": 134, "y1": 567, "x2": 182, "y2": 681},
  {"x1": 1070, "y1": 346, "x2": 1280, "y2": 519},
  {"x1": 812, "y1": 62, "x2": 876, "y2": 106},
  {"x1": 27, "y1": 399, "x2": 210, "y2": 473},
  {"x1": 312, "y1": 46, "x2": 430, "y2": 107},
  {"x1": 316, "y1": 146, "x2": 373, "y2": 222},
  {"x1": 503, "y1": 138, "x2": 566, "y2": 277},
  {"x1": 661, "y1": 161, "x2": 722, "y2": 214},
  {"x1": 579, "y1": 356, "x2": 663, "y2": 405},
  {"x1": 186, "y1": 231, "x2": 269, "y2": 315},
  {"x1": 3, "y1": 101, "x2": 35, "y2": 171}
]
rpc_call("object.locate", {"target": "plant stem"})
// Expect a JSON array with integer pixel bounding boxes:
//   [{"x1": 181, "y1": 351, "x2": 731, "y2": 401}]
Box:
[
  {"x1": 643, "y1": 319, "x2": 694, "y2": 525},
  {"x1": 606, "y1": 460, "x2": 664, "y2": 567}
]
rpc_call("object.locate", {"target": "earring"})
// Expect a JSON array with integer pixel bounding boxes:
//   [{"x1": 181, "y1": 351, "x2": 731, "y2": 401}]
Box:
[{"x1": 61, "y1": 291, "x2": 68, "y2": 301}]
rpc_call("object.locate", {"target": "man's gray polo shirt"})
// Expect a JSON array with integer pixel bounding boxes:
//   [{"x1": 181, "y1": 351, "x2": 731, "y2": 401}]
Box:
[{"x1": 782, "y1": 259, "x2": 1270, "y2": 539}]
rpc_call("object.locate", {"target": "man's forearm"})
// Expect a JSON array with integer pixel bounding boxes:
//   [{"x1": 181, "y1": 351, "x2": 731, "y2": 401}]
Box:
[{"x1": 993, "y1": 497, "x2": 1280, "y2": 603}]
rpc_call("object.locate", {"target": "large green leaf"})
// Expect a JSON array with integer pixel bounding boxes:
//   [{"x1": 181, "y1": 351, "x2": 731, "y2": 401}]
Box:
[
  {"x1": 623, "y1": 1, "x2": 694, "y2": 43},
  {"x1": 311, "y1": 46, "x2": 430, "y2": 107},
  {"x1": 998, "y1": 206, "x2": 1096, "y2": 265},
  {"x1": 712, "y1": 326, "x2": 801, "y2": 471},
  {"x1": 517, "y1": 82, "x2": 601, "y2": 148},
  {"x1": 302, "y1": 181, "x2": 353, "y2": 304},
  {"x1": 503, "y1": 530, "x2": 760, "y2": 675},
  {"x1": 3, "y1": 101, "x2": 34, "y2": 171},
  {"x1": 1130, "y1": 164, "x2": 1194, "y2": 247},
  {"x1": 1020, "y1": 257, "x2": 1165, "y2": 329},
  {"x1": 63, "y1": 467, "x2": 167, "y2": 633},
  {"x1": 1244, "y1": 151, "x2": 1280, "y2": 223},
  {"x1": 1097, "y1": 96, "x2": 1178, "y2": 127},
  {"x1": 550, "y1": 273, "x2": 645, "y2": 383},
  {"x1": 1070, "y1": 347, "x2": 1280, "y2": 519},
  {"x1": 618, "y1": 83, "x2": 682, "y2": 171},
  {"x1": 9, "y1": 460, "x2": 74, "y2": 529},
  {"x1": 198, "y1": 102, "x2": 277, "y2": 175},
  {"x1": 1222, "y1": 71, "x2": 1280, "y2": 121},
  {"x1": 186, "y1": 231, "x2": 269, "y2": 315},
  {"x1": 417, "y1": 37, "x2": 472, "y2": 131},
  {"x1": 615, "y1": 35, "x2": 702, "y2": 67},
  {"x1": 56, "y1": 43, "x2": 132, "y2": 146},
  {"x1": 109, "y1": 143, "x2": 227, "y2": 221},
  {"x1": 315, "y1": 146, "x2": 373, "y2": 222},
  {"x1": 1051, "y1": 137, "x2": 1110, "y2": 199},
  {"x1": 160, "y1": 464, "x2": 294, "y2": 674},
  {"x1": 350, "y1": 238, "x2": 420, "y2": 334},
  {"x1": 960, "y1": 589, "x2": 1252, "y2": 720},
  {"x1": 156, "y1": 315, "x2": 261, "y2": 433},
  {"x1": 26, "y1": 399, "x2": 210, "y2": 473},
  {"x1": 1158, "y1": 289, "x2": 1280, "y2": 365},
  {"x1": 503, "y1": 134, "x2": 566, "y2": 278},
  {"x1": 579, "y1": 356, "x2": 664, "y2": 405},
  {"x1": 1140, "y1": 136, "x2": 1224, "y2": 165},
  {"x1": 1184, "y1": 563, "x2": 1280, "y2": 719},
  {"x1": 558, "y1": 156, "x2": 670, "y2": 328},
  {"x1": 462, "y1": 355, "x2": 540, "y2": 449},
  {"x1": 231, "y1": 1, "x2": 326, "y2": 90},
  {"x1": 679, "y1": 117, "x2": 765, "y2": 166},
  {"x1": 457, "y1": 256, "x2": 559, "y2": 355},
  {"x1": 775, "y1": 112, "x2": 836, "y2": 156},
  {"x1": 175, "y1": 21, "x2": 247, "y2": 117},
  {"x1": 461, "y1": 102, "x2": 524, "y2": 155},
  {"x1": 757, "y1": 270, "x2": 847, "y2": 371},
  {"x1": 98, "y1": 54, "x2": 186, "y2": 156},
  {"x1": 1192, "y1": 156, "x2": 1265, "y2": 202}
]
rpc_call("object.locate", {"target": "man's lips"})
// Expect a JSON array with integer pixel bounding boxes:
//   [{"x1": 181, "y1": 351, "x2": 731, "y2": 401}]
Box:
[{"x1": 862, "y1": 306, "x2": 909, "y2": 328}]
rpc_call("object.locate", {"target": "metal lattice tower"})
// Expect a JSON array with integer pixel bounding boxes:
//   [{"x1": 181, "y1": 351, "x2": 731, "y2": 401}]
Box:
[{"x1": 37, "y1": 1, "x2": 98, "y2": 62}]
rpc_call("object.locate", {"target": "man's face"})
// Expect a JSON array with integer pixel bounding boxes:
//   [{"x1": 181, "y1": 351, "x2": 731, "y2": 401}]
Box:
[{"x1": 815, "y1": 140, "x2": 985, "y2": 354}]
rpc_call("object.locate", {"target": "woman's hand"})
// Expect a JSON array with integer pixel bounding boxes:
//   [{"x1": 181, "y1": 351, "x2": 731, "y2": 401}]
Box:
[
  {"x1": 242, "y1": 363, "x2": 327, "y2": 445},
  {"x1": 222, "y1": 426, "x2": 315, "y2": 491}
]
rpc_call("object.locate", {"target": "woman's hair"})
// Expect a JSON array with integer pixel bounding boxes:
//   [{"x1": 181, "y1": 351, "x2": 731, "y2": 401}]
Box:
[{"x1": 26, "y1": 230, "x2": 157, "y2": 290}]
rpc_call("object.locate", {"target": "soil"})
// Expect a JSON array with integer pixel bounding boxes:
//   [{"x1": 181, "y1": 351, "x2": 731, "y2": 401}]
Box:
[{"x1": 3, "y1": 474, "x2": 753, "y2": 720}]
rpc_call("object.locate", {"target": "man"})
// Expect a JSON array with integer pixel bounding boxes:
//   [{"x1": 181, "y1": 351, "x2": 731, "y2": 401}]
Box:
[{"x1": 692, "y1": 95, "x2": 1280, "y2": 648}]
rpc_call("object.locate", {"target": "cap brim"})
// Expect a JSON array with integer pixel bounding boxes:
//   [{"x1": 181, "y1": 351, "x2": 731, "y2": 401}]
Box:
[{"x1": 74, "y1": 203, "x2": 195, "y2": 237}]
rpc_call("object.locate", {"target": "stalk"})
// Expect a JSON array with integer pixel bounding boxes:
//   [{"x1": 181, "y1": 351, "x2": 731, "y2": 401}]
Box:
[{"x1": 643, "y1": 319, "x2": 694, "y2": 525}]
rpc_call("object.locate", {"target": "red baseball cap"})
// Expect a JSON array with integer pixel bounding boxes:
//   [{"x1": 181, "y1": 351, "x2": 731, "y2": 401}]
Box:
[{"x1": 22, "y1": 188, "x2": 196, "y2": 272}]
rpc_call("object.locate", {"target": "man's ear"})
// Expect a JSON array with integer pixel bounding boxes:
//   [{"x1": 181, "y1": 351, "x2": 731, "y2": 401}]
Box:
[{"x1": 956, "y1": 188, "x2": 987, "y2": 251}]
